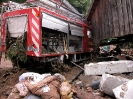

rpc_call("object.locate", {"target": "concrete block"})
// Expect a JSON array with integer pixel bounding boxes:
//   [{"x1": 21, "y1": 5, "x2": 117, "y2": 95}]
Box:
[
  {"x1": 100, "y1": 74, "x2": 129, "y2": 96},
  {"x1": 84, "y1": 60, "x2": 133, "y2": 75},
  {"x1": 113, "y1": 79, "x2": 133, "y2": 99}
]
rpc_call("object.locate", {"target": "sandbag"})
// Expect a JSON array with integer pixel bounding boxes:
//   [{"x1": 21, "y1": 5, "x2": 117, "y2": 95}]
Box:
[
  {"x1": 35, "y1": 83, "x2": 60, "y2": 99},
  {"x1": 24, "y1": 76, "x2": 56, "y2": 93},
  {"x1": 7, "y1": 87, "x2": 26, "y2": 99},
  {"x1": 15, "y1": 82, "x2": 29, "y2": 97},
  {"x1": 25, "y1": 76, "x2": 61, "y2": 99},
  {"x1": 54, "y1": 73, "x2": 66, "y2": 82},
  {"x1": 19, "y1": 72, "x2": 51, "y2": 83},
  {"x1": 7, "y1": 88, "x2": 20, "y2": 99}
]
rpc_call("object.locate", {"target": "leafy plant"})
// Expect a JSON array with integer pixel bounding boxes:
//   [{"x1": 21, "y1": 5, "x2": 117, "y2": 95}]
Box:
[
  {"x1": 0, "y1": 0, "x2": 92, "y2": 17},
  {"x1": 6, "y1": 36, "x2": 27, "y2": 63},
  {"x1": 67, "y1": 0, "x2": 92, "y2": 16}
]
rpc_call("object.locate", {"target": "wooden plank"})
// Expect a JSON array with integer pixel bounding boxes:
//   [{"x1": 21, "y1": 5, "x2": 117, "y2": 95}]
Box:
[
  {"x1": 93, "y1": 10, "x2": 98, "y2": 47},
  {"x1": 121, "y1": 0, "x2": 130, "y2": 35},
  {"x1": 111, "y1": 0, "x2": 119, "y2": 37},
  {"x1": 116, "y1": 0, "x2": 124, "y2": 36},
  {"x1": 91, "y1": 14, "x2": 97, "y2": 47},
  {"x1": 126, "y1": 0, "x2": 133, "y2": 35},
  {"x1": 93, "y1": 0, "x2": 104, "y2": 45},
  {"x1": 103, "y1": 0, "x2": 107, "y2": 39},
  {"x1": 104, "y1": 0, "x2": 109, "y2": 39},
  {"x1": 108, "y1": 0, "x2": 113, "y2": 38},
  {"x1": 101, "y1": 0, "x2": 106, "y2": 40},
  {"x1": 95, "y1": 9, "x2": 98, "y2": 45},
  {"x1": 130, "y1": 0, "x2": 133, "y2": 34},
  {"x1": 96, "y1": 2, "x2": 100, "y2": 45},
  {"x1": 98, "y1": 0, "x2": 103, "y2": 42}
]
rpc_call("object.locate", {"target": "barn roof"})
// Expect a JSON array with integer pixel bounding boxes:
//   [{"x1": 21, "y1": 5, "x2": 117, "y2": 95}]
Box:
[{"x1": 86, "y1": 0, "x2": 100, "y2": 22}]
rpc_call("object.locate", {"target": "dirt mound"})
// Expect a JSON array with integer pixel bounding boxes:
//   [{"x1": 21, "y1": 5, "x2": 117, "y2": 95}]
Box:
[{"x1": 0, "y1": 68, "x2": 28, "y2": 99}]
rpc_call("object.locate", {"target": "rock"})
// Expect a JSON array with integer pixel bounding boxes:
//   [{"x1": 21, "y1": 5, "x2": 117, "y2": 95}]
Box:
[
  {"x1": 113, "y1": 79, "x2": 133, "y2": 99},
  {"x1": 100, "y1": 74, "x2": 129, "y2": 96}
]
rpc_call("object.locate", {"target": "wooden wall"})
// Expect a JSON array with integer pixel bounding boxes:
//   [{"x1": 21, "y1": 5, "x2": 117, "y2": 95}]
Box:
[{"x1": 88, "y1": 0, "x2": 133, "y2": 48}]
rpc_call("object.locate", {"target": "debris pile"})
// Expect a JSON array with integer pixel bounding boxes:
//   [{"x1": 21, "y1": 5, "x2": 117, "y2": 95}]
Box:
[
  {"x1": 1, "y1": 60, "x2": 133, "y2": 99},
  {"x1": 7, "y1": 72, "x2": 105, "y2": 99},
  {"x1": 96, "y1": 44, "x2": 133, "y2": 61},
  {"x1": 84, "y1": 60, "x2": 133, "y2": 99},
  {"x1": 84, "y1": 60, "x2": 133, "y2": 75}
]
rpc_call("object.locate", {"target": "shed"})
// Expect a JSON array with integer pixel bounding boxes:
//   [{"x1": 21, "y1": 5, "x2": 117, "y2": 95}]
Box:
[{"x1": 86, "y1": 0, "x2": 133, "y2": 48}]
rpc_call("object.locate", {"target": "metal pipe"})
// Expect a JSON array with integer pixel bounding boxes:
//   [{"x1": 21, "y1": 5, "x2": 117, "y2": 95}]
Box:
[
  {"x1": 71, "y1": 61, "x2": 84, "y2": 70},
  {"x1": 69, "y1": 70, "x2": 84, "y2": 83},
  {"x1": 69, "y1": 61, "x2": 84, "y2": 83}
]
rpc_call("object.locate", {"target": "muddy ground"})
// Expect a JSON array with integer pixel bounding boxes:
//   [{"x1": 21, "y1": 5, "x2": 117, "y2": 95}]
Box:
[
  {"x1": 0, "y1": 53, "x2": 102, "y2": 99},
  {"x1": 0, "y1": 53, "x2": 132, "y2": 99},
  {"x1": 0, "y1": 62, "x2": 85, "y2": 98}
]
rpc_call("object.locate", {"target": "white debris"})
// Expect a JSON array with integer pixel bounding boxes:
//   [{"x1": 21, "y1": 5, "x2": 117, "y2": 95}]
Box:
[
  {"x1": 84, "y1": 60, "x2": 133, "y2": 75},
  {"x1": 100, "y1": 74, "x2": 129, "y2": 96},
  {"x1": 113, "y1": 79, "x2": 133, "y2": 99},
  {"x1": 19, "y1": 72, "x2": 51, "y2": 83}
]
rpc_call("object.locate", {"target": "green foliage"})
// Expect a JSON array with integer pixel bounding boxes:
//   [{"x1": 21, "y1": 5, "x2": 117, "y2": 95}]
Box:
[
  {"x1": 6, "y1": 37, "x2": 27, "y2": 63},
  {"x1": 67, "y1": 0, "x2": 92, "y2": 16},
  {"x1": 0, "y1": 0, "x2": 92, "y2": 17},
  {"x1": 0, "y1": 0, "x2": 25, "y2": 4}
]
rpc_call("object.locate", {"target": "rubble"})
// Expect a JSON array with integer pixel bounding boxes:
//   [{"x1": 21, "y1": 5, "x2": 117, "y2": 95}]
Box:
[
  {"x1": 7, "y1": 72, "x2": 106, "y2": 99},
  {"x1": 7, "y1": 72, "x2": 63, "y2": 99},
  {"x1": 84, "y1": 60, "x2": 133, "y2": 75},
  {"x1": 100, "y1": 74, "x2": 129, "y2": 96},
  {"x1": 60, "y1": 81, "x2": 73, "y2": 99},
  {"x1": 79, "y1": 75, "x2": 102, "y2": 89},
  {"x1": 113, "y1": 79, "x2": 133, "y2": 99},
  {"x1": 1, "y1": 61, "x2": 133, "y2": 99}
]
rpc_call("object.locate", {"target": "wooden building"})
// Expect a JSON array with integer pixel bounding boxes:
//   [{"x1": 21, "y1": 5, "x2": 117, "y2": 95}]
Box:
[{"x1": 86, "y1": 0, "x2": 133, "y2": 48}]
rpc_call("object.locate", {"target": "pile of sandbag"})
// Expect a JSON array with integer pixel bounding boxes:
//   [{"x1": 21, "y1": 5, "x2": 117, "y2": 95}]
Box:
[
  {"x1": 7, "y1": 72, "x2": 105, "y2": 99},
  {"x1": 7, "y1": 72, "x2": 66, "y2": 99},
  {"x1": 25, "y1": 76, "x2": 60, "y2": 99}
]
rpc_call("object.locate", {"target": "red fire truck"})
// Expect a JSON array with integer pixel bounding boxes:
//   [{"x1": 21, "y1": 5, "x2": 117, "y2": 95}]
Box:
[{"x1": 0, "y1": 0, "x2": 93, "y2": 67}]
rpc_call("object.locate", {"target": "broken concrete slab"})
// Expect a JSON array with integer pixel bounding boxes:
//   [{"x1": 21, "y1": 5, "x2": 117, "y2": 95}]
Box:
[
  {"x1": 84, "y1": 60, "x2": 133, "y2": 75},
  {"x1": 100, "y1": 74, "x2": 129, "y2": 96},
  {"x1": 113, "y1": 79, "x2": 133, "y2": 99}
]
